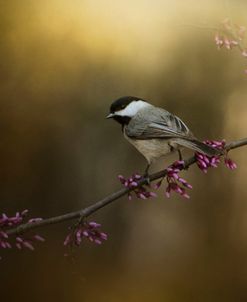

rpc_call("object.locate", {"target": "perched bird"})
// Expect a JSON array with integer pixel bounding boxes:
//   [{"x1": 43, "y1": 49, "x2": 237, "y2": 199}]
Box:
[{"x1": 107, "y1": 96, "x2": 220, "y2": 176}]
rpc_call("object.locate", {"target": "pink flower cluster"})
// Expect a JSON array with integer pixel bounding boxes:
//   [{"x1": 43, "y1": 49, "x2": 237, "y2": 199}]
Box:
[
  {"x1": 224, "y1": 158, "x2": 237, "y2": 170},
  {"x1": 0, "y1": 210, "x2": 43, "y2": 228},
  {"x1": 215, "y1": 33, "x2": 239, "y2": 50},
  {"x1": 118, "y1": 174, "x2": 157, "y2": 200},
  {"x1": 64, "y1": 221, "x2": 108, "y2": 247},
  {"x1": 157, "y1": 161, "x2": 192, "y2": 199},
  {"x1": 118, "y1": 163, "x2": 192, "y2": 200},
  {"x1": 215, "y1": 19, "x2": 245, "y2": 49},
  {"x1": 119, "y1": 140, "x2": 236, "y2": 201},
  {"x1": 214, "y1": 18, "x2": 247, "y2": 74},
  {"x1": 0, "y1": 210, "x2": 45, "y2": 257},
  {"x1": 15, "y1": 235, "x2": 45, "y2": 250},
  {"x1": 195, "y1": 140, "x2": 237, "y2": 173}
]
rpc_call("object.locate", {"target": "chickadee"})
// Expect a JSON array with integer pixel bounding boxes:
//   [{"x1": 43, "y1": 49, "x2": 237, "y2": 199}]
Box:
[{"x1": 107, "y1": 96, "x2": 220, "y2": 175}]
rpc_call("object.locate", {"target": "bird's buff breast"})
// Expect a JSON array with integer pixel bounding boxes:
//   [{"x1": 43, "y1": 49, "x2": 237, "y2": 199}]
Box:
[{"x1": 124, "y1": 132, "x2": 178, "y2": 164}]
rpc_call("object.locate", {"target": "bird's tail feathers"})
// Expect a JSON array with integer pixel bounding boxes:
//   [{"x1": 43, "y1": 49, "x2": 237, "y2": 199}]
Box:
[{"x1": 174, "y1": 138, "x2": 222, "y2": 156}]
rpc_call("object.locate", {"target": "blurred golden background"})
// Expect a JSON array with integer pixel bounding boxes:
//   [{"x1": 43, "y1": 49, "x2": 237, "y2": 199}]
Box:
[{"x1": 1, "y1": 0, "x2": 247, "y2": 301}]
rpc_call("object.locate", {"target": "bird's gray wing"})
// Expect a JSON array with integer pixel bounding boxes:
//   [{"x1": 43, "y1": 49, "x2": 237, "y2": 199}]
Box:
[{"x1": 125, "y1": 107, "x2": 193, "y2": 139}]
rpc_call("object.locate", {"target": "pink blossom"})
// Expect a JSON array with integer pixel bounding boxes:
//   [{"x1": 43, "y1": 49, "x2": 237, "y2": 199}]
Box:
[
  {"x1": 0, "y1": 210, "x2": 45, "y2": 257},
  {"x1": 214, "y1": 19, "x2": 247, "y2": 73},
  {"x1": 195, "y1": 140, "x2": 237, "y2": 173},
  {"x1": 215, "y1": 33, "x2": 224, "y2": 49},
  {"x1": 214, "y1": 33, "x2": 239, "y2": 50},
  {"x1": 164, "y1": 161, "x2": 192, "y2": 199},
  {"x1": 242, "y1": 50, "x2": 247, "y2": 57},
  {"x1": 33, "y1": 235, "x2": 45, "y2": 242},
  {"x1": 118, "y1": 173, "x2": 157, "y2": 200},
  {"x1": 224, "y1": 158, "x2": 237, "y2": 170},
  {"x1": 64, "y1": 221, "x2": 108, "y2": 247}
]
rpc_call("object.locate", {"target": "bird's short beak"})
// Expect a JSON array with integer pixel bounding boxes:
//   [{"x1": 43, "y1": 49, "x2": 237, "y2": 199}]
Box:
[{"x1": 106, "y1": 113, "x2": 114, "y2": 119}]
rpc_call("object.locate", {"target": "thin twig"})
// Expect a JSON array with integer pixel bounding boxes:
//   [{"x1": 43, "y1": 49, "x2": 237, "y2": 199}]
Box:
[{"x1": 5, "y1": 137, "x2": 247, "y2": 236}]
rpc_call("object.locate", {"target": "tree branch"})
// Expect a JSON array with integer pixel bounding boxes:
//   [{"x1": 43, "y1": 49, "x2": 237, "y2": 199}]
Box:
[{"x1": 5, "y1": 137, "x2": 247, "y2": 237}]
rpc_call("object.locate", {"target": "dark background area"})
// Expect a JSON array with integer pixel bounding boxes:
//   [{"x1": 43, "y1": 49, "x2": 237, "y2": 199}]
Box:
[{"x1": 1, "y1": 1, "x2": 247, "y2": 301}]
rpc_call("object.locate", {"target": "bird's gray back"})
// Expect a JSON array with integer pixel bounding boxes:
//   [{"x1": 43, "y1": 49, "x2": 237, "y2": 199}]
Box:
[{"x1": 125, "y1": 105, "x2": 193, "y2": 139}]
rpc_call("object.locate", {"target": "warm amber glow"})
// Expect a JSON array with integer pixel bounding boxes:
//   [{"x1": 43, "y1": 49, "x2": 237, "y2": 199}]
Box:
[{"x1": 1, "y1": 1, "x2": 247, "y2": 301}]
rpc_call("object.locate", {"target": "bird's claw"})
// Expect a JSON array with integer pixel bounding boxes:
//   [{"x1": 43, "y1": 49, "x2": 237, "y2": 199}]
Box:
[{"x1": 143, "y1": 173, "x2": 151, "y2": 185}]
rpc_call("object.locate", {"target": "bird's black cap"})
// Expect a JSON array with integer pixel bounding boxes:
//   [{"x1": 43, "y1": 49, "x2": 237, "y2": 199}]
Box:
[{"x1": 110, "y1": 96, "x2": 143, "y2": 113}]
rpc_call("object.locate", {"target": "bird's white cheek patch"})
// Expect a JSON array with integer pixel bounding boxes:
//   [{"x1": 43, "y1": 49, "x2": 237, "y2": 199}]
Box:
[{"x1": 116, "y1": 100, "x2": 151, "y2": 117}]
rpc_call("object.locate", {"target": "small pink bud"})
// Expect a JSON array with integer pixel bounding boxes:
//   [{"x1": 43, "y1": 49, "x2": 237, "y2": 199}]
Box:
[
  {"x1": 33, "y1": 235, "x2": 45, "y2": 242},
  {"x1": 83, "y1": 231, "x2": 89, "y2": 237},
  {"x1": 100, "y1": 233, "x2": 108, "y2": 240},
  {"x1": 16, "y1": 237, "x2": 23, "y2": 243},
  {"x1": 23, "y1": 241, "x2": 35, "y2": 251},
  {"x1": 21, "y1": 209, "x2": 29, "y2": 216},
  {"x1": 16, "y1": 243, "x2": 22, "y2": 250},
  {"x1": 165, "y1": 191, "x2": 170, "y2": 198},
  {"x1": 138, "y1": 193, "x2": 147, "y2": 199},
  {"x1": 154, "y1": 180, "x2": 162, "y2": 189},
  {"x1": 149, "y1": 192, "x2": 157, "y2": 198},
  {"x1": 94, "y1": 239, "x2": 102, "y2": 245},
  {"x1": 89, "y1": 222, "x2": 101, "y2": 228},
  {"x1": 242, "y1": 50, "x2": 247, "y2": 57}
]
